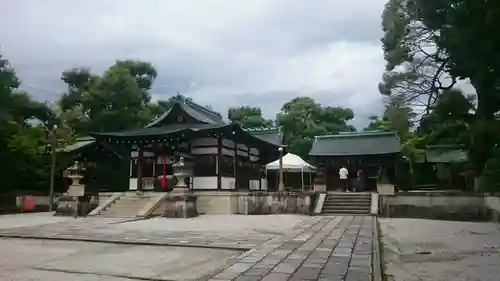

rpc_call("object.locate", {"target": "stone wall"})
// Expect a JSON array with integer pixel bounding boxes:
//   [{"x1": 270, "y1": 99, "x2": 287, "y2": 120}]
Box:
[
  {"x1": 6, "y1": 192, "x2": 115, "y2": 214},
  {"x1": 486, "y1": 196, "x2": 500, "y2": 222},
  {"x1": 380, "y1": 191, "x2": 496, "y2": 221},
  {"x1": 195, "y1": 191, "x2": 241, "y2": 214},
  {"x1": 149, "y1": 191, "x2": 316, "y2": 216},
  {"x1": 238, "y1": 191, "x2": 316, "y2": 215}
]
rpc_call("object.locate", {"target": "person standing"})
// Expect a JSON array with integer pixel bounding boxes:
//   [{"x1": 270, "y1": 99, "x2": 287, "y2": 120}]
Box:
[
  {"x1": 339, "y1": 166, "x2": 349, "y2": 192},
  {"x1": 356, "y1": 168, "x2": 364, "y2": 192}
]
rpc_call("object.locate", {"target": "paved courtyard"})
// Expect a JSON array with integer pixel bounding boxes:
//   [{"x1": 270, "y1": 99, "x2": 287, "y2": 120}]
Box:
[
  {"x1": 380, "y1": 218, "x2": 500, "y2": 281},
  {"x1": 0, "y1": 213, "x2": 374, "y2": 281}
]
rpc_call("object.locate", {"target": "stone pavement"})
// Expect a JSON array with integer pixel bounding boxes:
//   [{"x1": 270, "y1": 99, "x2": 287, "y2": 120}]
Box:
[
  {"x1": 0, "y1": 216, "x2": 298, "y2": 250},
  {"x1": 206, "y1": 216, "x2": 373, "y2": 281},
  {"x1": 0, "y1": 215, "x2": 374, "y2": 280}
]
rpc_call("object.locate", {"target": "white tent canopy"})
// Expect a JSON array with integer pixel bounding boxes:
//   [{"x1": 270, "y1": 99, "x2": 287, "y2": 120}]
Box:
[
  {"x1": 266, "y1": 153, "x2": 316, "y2": 172},
  {"x1": 266, "y1": 153, "x2": 316, "y2": 191}
]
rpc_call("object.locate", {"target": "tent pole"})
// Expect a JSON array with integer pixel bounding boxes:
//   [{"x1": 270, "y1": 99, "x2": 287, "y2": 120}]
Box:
[
  {"x1": 301, "y1": 167, "x2": 304, "y2": 192},
  {"x1": 309, "y1": 171, "x2": 312, "y2": 190}
]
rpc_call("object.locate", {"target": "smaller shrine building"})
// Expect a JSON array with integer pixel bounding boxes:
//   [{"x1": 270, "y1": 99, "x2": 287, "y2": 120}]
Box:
[{"x1": 309, "y1": 131, "x2": 401, "y2": 191}]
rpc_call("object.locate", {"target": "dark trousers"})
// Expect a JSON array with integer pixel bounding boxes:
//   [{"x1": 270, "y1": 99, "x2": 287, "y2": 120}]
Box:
[{"x1": 340, "y1": 179, "x2": 348, "y2": 191}]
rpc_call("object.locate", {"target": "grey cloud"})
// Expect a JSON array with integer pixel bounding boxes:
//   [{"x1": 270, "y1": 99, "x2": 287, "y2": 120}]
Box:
[{"x1": 1, "y1": 0, "x2": 388, "y2": 129}]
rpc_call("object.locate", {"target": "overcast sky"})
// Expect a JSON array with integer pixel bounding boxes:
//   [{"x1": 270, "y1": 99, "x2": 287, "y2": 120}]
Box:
[{"x1": 1, "y1": 0, "x2": 387, "y2": 127}]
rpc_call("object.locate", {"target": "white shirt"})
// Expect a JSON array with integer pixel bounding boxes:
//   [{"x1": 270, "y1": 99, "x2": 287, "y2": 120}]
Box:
[{"x1": 339, "y1": 167, "x2": 348, "y2": 180}]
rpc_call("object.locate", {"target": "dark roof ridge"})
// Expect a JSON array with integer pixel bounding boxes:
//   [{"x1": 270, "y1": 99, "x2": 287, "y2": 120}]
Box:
[
  {"x1": 314, "y1": 131, "x2": 397, "y2": 141},
  {"x1": 182, "y1": 96, "x2": 223, "y2": 119},
  {"x1": 244, "y1": 126, "x2": 281, "y2": 133},
  {"x1": 426, "y1": 144, "x2": 466, "y2": 149}
]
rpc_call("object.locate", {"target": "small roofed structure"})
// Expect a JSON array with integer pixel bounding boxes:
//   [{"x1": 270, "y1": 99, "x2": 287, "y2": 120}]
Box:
[
  {"x1": 425, "y1": 145, "x2": 468, "y2": 163},
  {"x1": 423, "y1": 145, "x2": 469, "y2": 190},
  {"x1": 266, "y1": 153, "x2": 315, "y2": 191},
  {"x1": 309, "y1": 131, "x2": 401, "y2": 191}
]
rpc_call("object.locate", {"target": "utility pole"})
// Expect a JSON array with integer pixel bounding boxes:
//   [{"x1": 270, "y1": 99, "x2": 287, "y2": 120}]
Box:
[{"x1": 49, "y1": 124, "x2": 57, "y2": 212}]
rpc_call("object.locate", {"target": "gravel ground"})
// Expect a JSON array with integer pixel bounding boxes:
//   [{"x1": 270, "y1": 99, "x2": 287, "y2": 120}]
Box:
[{"x1": 380, "y1": 218, "x2": 500, "y2": 281}]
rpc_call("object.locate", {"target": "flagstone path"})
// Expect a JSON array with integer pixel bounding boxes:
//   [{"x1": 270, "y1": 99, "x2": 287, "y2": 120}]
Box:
[{"x1": 0, "y1": 215, "x2": 374, "y2": 281}]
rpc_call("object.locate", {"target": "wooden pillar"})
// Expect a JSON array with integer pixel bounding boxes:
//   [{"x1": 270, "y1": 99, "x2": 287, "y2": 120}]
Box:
[
  {"x1": 217, "y1": 136, "x2": 222, "y2": 190},
  {"x1": 246, "y1": 146, "x2": 250, "y2": 190},
  {"x1": 137, "y1": 147, "x2": 144, "y2": 191},
  {"x1": 259, "y1": 164, "x2": 262, "y2": 191}
]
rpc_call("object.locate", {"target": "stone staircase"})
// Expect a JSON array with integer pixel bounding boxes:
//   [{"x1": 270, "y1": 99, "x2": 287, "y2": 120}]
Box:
[
  {"x1": 322, "y1": 192, "x2": 372, "y2": 215},
  {"x1": 97, "y1": 192, "x2": 160, "y2": 218}
]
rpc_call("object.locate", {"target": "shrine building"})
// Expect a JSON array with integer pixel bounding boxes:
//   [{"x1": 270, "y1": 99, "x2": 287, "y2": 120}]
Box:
[
  {"x1": 89, "y1": 95, "x2": 283, "y2": 192},
  {"x1": 309, "y1": 131, "x2": 401, "y2": 191}
]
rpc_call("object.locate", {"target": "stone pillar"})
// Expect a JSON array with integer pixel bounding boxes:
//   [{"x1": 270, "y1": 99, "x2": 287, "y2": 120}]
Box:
[{"x1": 163, "y1": 157, "x2": 198, "y2": 218}]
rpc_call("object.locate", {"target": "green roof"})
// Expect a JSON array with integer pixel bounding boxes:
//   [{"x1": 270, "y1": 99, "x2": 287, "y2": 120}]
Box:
[
  {"x1": 309, "y1": 131, "x2": 401, "y2": 156},
  {"x1": 245, "y1": 127, "x2": 283, "y2": 146},
  {"x1": 147, "y1": 95, "x2": 225, "y2": 127},
  {"x1": 425, "y1": 145, "x2": 469, "y2": 163},
  {"x1": 58, "y1": 140, "x2": 95, "y2": 153},
  {"x1": 90, "y1": 96, "x2": 282, "y2": 147},
  {"x1": 57, "y1": 136, "x2": 96, "y2": 153},
  {"x1": 90, "y1": 123, "x2": 281, "y2": 148},
  {"x1": 91, "y1": 123, "x2": 225, "y2": 138}
]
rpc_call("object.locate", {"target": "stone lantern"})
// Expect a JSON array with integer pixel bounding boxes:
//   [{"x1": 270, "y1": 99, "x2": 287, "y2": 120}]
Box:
[
  {"x1": 171, "y1": 157, "x2": 190, "y2": 194},
  {"x1": 67, "y1": 161, "x2": 86, "y2": 187},
  {"x1": 55, "y1": 161, "x2": 88, "y2": 216},
  {"x1": 163, "y1": 157, "x2": 198, "y2": 218}
]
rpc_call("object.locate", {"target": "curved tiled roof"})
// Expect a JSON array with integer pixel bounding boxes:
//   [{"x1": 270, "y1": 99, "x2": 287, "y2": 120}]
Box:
[
  {"x1": 309, "y1": 131, "x2": 401, "y2": 156},
  {"x1": 146, "y1": 95, "x2": 225, "y2": 127}
]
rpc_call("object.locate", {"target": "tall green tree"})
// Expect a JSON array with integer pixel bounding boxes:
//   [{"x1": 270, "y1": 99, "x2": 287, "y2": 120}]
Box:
[
  {"x1": 380, "y1": 0, "x2": 500, "y2": 171},
  {"x1": 417, "y1": 89, "x2": 474, "y2": 145},
  {"x1": 379, "y1": 0, "x2": 455, "y2": 113},
  {"x1": 411, "y1": 0, "x2": 500, "y2": 171},
  {"x1": 228, "y1": 106, "x2": 273, "y2": 129},
  {"x1": 59, "y1": 60, "x2": 157, "y2": 135},
  {"x1": 277, "y1": 97, "x2": 355, "y2": 157},
  {"x1": 0, "y1": 53, "x2": 66, "y2": 194}
]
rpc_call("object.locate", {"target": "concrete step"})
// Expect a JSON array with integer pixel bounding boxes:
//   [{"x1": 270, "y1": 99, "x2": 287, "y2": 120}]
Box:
[
  {"x1": 324, "y1": 201, "x2": 371, "y2": 205},
  {"x1": 327, "y1": 195, "x2": 371, "y2": 200},
  {"x1": 322, "y1": 211, "x2": 371, "y2": 215},
  {"x1": 326, "y1": 197, "x2": 372, "y2": 201},
  {"x1": 327, "y1": 192, "x2": 371, "y2": 196},
  {"x1": 323, "y1": 205, "x2": 370, "y2": 210},
  {"x1": 98, "y1": 196, "x2": 154, "y2": 218},
  {"x1": 323, "y1": 205, "x2": 370, "y2": 209},
  {"x1": 324, "y1": 200, "x2": 371, "y2": 204},
  {"x1": 322, "y1": 208, "x2": 370, "y2": 211},
  {"x1": 101, "y1": 210, "x2": 139, "y2": 215},
  {"x1": 322, "y1": 193, "x2": 371, "y2": 215},
  {"x1": 324, "y1": 200, "x2": 371, "y2": 205},
  {"x1": 103, "y1": 204, "x2": 145, "y2": 210},
  {"x1": 323, "y1": 204, "x2": 370, "y2": 210}
]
